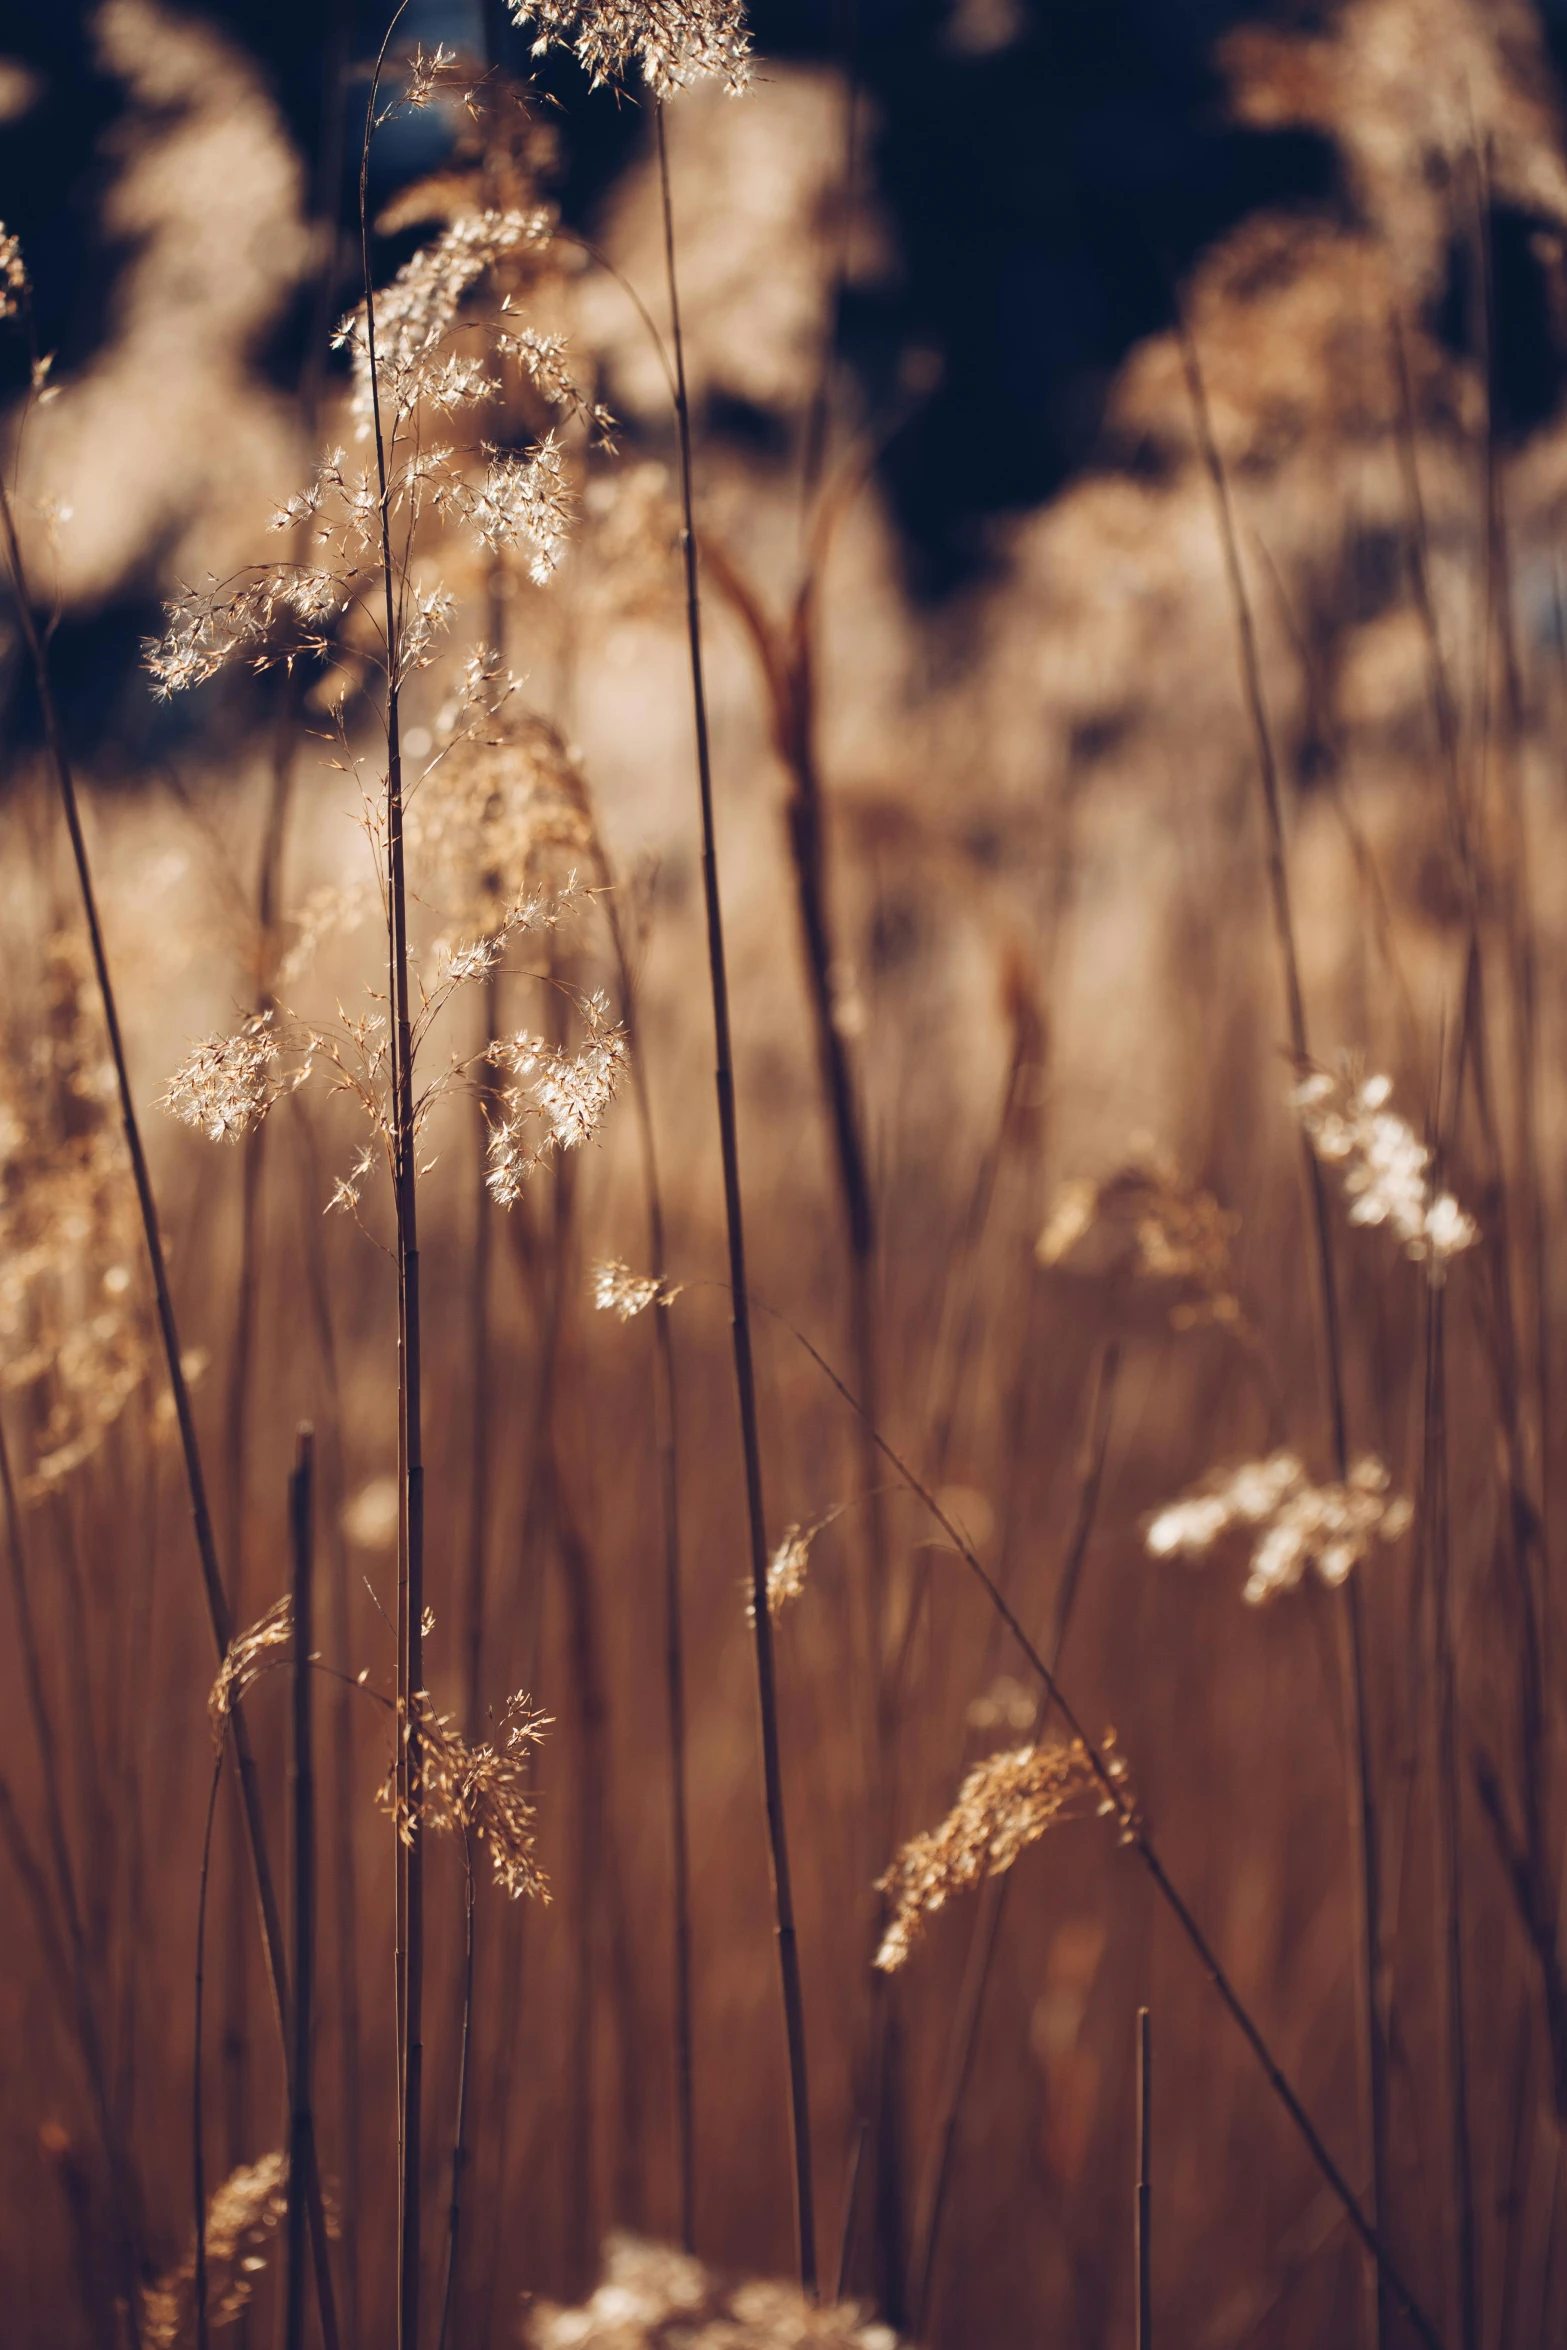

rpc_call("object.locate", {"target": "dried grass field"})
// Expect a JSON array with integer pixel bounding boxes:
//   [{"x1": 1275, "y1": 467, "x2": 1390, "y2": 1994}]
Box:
[{"x1": 2, "y1": 2, "x2": 1567, "y2": 2345}]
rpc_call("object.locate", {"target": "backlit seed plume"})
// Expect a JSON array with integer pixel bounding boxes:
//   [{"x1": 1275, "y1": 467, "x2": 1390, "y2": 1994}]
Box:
[
  {"x1": 163, "y1": 1012, "x2": 306, "y2": 1142},
  {"x1": 146, "y1": 565, "x2": 348, "y2": 696},
  {"x1": 141, "y1": 2152, "x2": 288, "y2": 2348},
  {"x1": 875, "y1": 1737, "x2": 1128, "y2": 1973},
  {"x1": 527, "y1": 2234, "x2": 901, "y2": 2350},
  {"x1": 470, "y1": 433, "x2": 573, "y2": 583},
  {"x1": 1145, "y1": 1451, "x2": 1413, "y2": 1605},
  {"x1": 379, "y1": 1688, "x2": 551, "y2": 1901},
  {"x1": 209, "y1": 1596, "x2": 294, "y2": 1740},
  {"x1": 743, "y1": 1511, "x2": 843, "y2": 1624},
  {"x1": 1038, "y1": 1157, "x2": 1243, "y2": 1331},
  {"x1": 506, "y1": 0, "x2": 752, "y2": 98},
  {"x1": 333, "y1": 205, "x2": 554, "y2": 432},
  {"x1": 0, "y1": 223, "x2": 28, "y2": 321},
  {"x1": 591, "y1": 1259, "x2": 678, "y2": 1319},
  {"x1": 486, "y1": 993, "x2": 627, "y2": 1204},
  {"x1": 1293, "y1": 1067, "x2": 1479, "y2": 1280}
]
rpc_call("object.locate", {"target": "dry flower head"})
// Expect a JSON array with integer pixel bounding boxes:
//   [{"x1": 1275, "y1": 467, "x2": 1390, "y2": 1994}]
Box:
[
  {"x1": 379, "y1": 1687, "x2": 551, "y2": 1900},
  {"x1": 1293, "y1": 1065, "x2": 1479, "y2": 1280},
  {"x1": 1038, "y1": 1158, "x2": 1243, "y2": 1331},
  {"x1": 591, "y1": 1260, "x2": 679, "y2": 1319},
  {"x1": 141, "y1": 2151, "x2": 288, "y2": 2348},
  {"x1": 209, "y1": 1595, "x2": 294, "y2": 1739},
  {"x1": 527, "y1": 2233, "x2": 899, "y2": 2350},
  {"x1": 1146, "y1": 1450, "x2": 1414, "y2": 1604},
  {"x1": 506, "y1": 0, "x2": 753, "y2": 98},
  {"x1": 875, "y1": 1735, "x2": 1129, "y2": 1972}
]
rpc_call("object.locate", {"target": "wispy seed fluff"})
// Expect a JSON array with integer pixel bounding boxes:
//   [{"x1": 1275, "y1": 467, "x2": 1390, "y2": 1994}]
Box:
[
  {"x1": 380, "y1": 1689, "x2": 551, "y2": 1901},
  {"x1": 507, "y1": 0, "x2": 752, "y2": 97},
  {"x1": 164, "y1": 1012, "x2": 304, "y2": 1142},
  {"x1": 591, "y1": 1259, "x2": 678, "y2": 1319},
  {"x1": 1145, "y1": 1451, "x2": 1413, "y2": 1605},
  {"x1": 209, "y1": 1596, "x2": 295, "y2": 1740},
  {"x1": 875, "y1": 1736, "x2": 1128, "y2": 1973},
  {"x1": 486, "y1": 993, "x2": 627, "y2": 1205},
  {"x1": 1293, "y1": 1067, "x2": 1478, "y2": 1280},
  {"x1": 142, "y1": 2152, "x2": 288, "y2": 2348},
  {"x1": 528, "y1": 2234, "x2": 900, "y2": 2350}
]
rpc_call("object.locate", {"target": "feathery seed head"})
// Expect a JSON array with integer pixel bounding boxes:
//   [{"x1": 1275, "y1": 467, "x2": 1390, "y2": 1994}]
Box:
[
  {"x1": 379, "y1": 1688, "x2": 552, "y2": 1901},
  {"x1": 1293, "y1": 1064, "x2": 1478, "y2": 1280},
  {"x1": 1146, "y1": 1449, "x2": 1413, "y2": 1604},
  {"x1": 209, "y1": 1597, "x2": 294, "y2": 1741},
  {"x1": 505, "y1": 0, "x2": 753, "y2": 98},
  {"x1": 875, "y1": 1735, "x2": 1128, "y2": 1972},
  {"x1": 591, "y1": 1259, "x2": 677, "y2": 1318}
]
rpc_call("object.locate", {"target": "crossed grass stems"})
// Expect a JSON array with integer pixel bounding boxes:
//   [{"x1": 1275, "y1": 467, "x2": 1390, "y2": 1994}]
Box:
[{"x1": 0, "y1": 13, "x2": 1545, "y2": 2350}]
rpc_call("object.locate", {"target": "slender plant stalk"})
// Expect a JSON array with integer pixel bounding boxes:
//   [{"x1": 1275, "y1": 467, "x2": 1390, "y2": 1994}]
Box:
[
  {"x1": 0, "y1": 395, "x2": 340, "y2": 2350},
  {"x1": 907, "y1": 1342, "x2": 1119, "y2": 2332},
  {"x1": 293, "y1": 1110, "x2": 363, "y2": 2350},
  {"x1": 1425, "y1": 1279, "x2": 1479, "y2": 2350},
  {"x1": 1136, "y1": 2006, "x2": 1152, "y2": 2350},
  {"x1": 655, "y1": 98, "x2": 817, "y2": 2295},
  {"x1": 762, "y1": 1302, "x2": 1446, "y2": 2350},
  {"x1": 0, "y1": 1412, "x2": 143, "y2": 2330},
  {"x1": 194, "y1": 1749, "x2": 225, "y2": 2350},
  {"x1": 436, "y1": 1829, "x2": 475, "y2": 2350},
  {"x1": 286, "y1": 1429, "x2": 317, "y2": 2350},
  {"x1": 600, "y1": 876, "x2": 697, "y2": 2250},
  {"x1": 354, "y1": 18, "x2": 425, "y2": 2342},
  {"x1": 1178, "y1": 309, "x2": 1390, "y2": 2350}
]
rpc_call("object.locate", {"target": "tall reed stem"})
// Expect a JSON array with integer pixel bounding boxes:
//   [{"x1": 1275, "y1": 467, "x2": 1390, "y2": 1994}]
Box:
[
  {"x1": 1178, "y1": 311, "x2": 1389, "y2": 2350},
  {"x1": 193, "y1": 1751, "x2": 225, "y2": 2350},
  {"x1": 355, "y1": 19, "x2": 424, "y2": 2340},
  {"x1": 655, "y1": 99, "x2": 817, "y2": 2294},
  {"x1": 0, "y1": 421, "x2": 340, "y2": 2350},
  {"x1": 436, "y1": 1829, "x2": 475, "y2": 2350},
  {"x1": 600, "y1": 876, "x2": 696, "y2": 2250},
  {"x1": 285, "y1": 1429, "x2": 317, "y2": 2350},
  {"x1": 1136, "y1": 2006, "x2": 1151, "y2": 2350}
]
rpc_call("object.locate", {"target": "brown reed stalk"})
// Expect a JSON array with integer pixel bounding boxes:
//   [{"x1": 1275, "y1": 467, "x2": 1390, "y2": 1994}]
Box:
[
  {"x1": 1136, "y1": 2006, "x2": 1151, "y2": 2350},
  {"x1": 1424, "y1": 1272, "x2": 1479, "y2": 2350},
  {"x1": 0, "y1": 1410, "x2": 143, "y2": 2328},
  {"x1": 220, "y1": 0, "x2": 350, "y2": 2186},
  {"x1": 194, "y1": 1749, "x2": 226, "y2": 2350},
  {"x1": 655, "y1": 98, "x2": 817, "y2": 2295},
  {"x1": 436, "y1": 1826, "x2": 476, "y2": 2350},
  {"x1": 761, "y1": 1300, "x2": 1447, "y2": 2350},
  {"x1": 285, "y1": 1428, "x2": 317, "y2": 2350},
  {"x1": 0, "y1": 380, "x2": 340, "y2": 2350},
  {"x1": 1177, "y1": 307, "x2": 1390, "y2": 2350},
  {"x1": 598, "y1": 870, "x2": 697, "y2": 2251},
  {"x1": 292, "y1": 1110, "x2": 363, "y2": 2350},
  {"x1": 354, "y1": 16, "x2": 426, "y2": 2340},
  {"x1": 906, "y1": 1340, "x2": 1119, "y2": 2333}
]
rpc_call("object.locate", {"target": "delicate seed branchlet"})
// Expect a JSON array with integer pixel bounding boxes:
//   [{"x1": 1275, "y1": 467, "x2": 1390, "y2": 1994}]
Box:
[
  {"x1": 1293, "y1": 1065, "x2": 1479, "y2": 1280},
  {"x1": 378, "y1": 1689, "x2": 552, "y2": 1902},
  {"x1": 486, "y1": 992, "x2": 627, "y2": 1204},
  {"x1": 527, "y1": 2233, "x2": 900, "y2": 2350},
  {"x1": 141, "y1": 2153, "x2": 289, "y2": 2348},
  {"x1": 505, "y1": 0, "x2": 753, "y2": 98},
  {"x1": 163, "y1": 1012, "x2": 311, "y2": 1143},
  {"x1": 0, "y1": 222, "x2": 29, "y2": 321},
  {"x1": 874, "y1": 1735, "x2": 1130, "y2": 1973},
  {"x1": 591, "y1": 1259, "x2": 680, "y2": 1319},
  {"x1": 1145, "y1": 1450, "x2": 1414, "y2": 1605},
  {"x1": 208, "y1": 1597, "x2": 295, "y2": 1742},
  {"x1": 742, "y1": 1510, "x2": 845, "y2": 1625}
]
